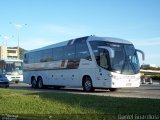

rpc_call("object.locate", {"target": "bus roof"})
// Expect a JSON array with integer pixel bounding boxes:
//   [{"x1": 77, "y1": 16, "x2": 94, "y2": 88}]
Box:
[
  {"x1": 88, "y1": 36, "x2": 133, "y2": 44},
  {"x1": 26, "y1": 35, "x2": 133, "y2": 53}
]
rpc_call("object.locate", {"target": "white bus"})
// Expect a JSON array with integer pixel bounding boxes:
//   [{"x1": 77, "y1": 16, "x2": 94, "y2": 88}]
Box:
[
  {"x1": 0, "y1": 59, "x2": 23, "y2": 83},
  {"x1": 23, "y1": 35, "x2": 144, "y2": 91}
]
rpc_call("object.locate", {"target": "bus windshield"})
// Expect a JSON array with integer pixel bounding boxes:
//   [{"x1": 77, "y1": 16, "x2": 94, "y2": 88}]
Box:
[
  {"x1": 90, "y1": 41, "x2": 140, "y2": 75},
  {"x1": 110, "y1": 44, "x2": 140, "y2": 75},
  {"x1": 5, "y1": 62, "x2": 23, "y2": 75}
]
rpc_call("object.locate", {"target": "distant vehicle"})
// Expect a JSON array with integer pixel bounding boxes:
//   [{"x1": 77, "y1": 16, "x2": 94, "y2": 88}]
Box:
[
  {"x1": 0, "y1": 69, "x2": 9, "y2": 88},
  {"x1": 23, "y1": 35, "x2": 144, "y2": 92},
  {"x1": 140, "y1": 69, "x2": 160, "y2": 84},
  {"x1": 0, "y1": 59, "x2": 23, "y2": 83}
]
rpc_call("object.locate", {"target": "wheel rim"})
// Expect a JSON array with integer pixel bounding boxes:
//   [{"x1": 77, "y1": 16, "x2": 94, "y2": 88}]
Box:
[
  {"x1": 38, "y1": 79, "x2": 43, "y2": 88},
  {"x1": 32, "y1": 79, "x2": 36, "y2": 88},
  {"x1": 85, "y1": 79, "x2": 92, "y2": 91}
]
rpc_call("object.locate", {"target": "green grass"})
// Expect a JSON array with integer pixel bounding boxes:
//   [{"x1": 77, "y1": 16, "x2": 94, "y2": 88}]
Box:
[{"x1": 0, "y1": 88, "x2": 160, "y2": 120}]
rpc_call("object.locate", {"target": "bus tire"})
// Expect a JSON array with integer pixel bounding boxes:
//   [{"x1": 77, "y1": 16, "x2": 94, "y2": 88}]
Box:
[
  {"x1": 37, "y1": 77, "x2": 43, "y2": 89},
  {"x1": 82, "y1": 76, "x2": 94, "y2": 92},
  {"x1": 109, "y1": 88, "x2": 117, "y2": 92},
  {"x1": 54, "y1": 86, "x2": 64, "y2": 89},
  {"x1": 31, "y1": 77, "x2": 37, "y2": 88},
  {"x1": 15, "y1": 81, "x2": 19, "y2": 84}
]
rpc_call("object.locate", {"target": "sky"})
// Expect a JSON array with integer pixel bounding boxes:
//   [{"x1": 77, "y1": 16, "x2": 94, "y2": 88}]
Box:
[{"x1": 0, "y1": 0, "x2": 160, "y2": 66}]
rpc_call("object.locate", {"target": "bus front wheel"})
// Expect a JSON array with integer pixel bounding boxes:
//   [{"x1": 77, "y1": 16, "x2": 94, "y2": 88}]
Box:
[
  {"x1": 82, "y1": 76, "x2": 94, "y2": 92},
  {"x1": 109, "y1": 88, "x2": 117, "y2": 92}
]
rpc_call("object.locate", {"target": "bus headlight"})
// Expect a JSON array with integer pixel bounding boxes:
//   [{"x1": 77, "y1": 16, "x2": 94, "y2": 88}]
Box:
[{"x1": 111, "y1": 75, "x2": 121, "y2": 80}]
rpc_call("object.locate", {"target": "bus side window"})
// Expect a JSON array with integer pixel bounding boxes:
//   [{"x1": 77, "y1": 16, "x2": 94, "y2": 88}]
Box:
[
  {"x1": 24, "y1": 53, "x2": 28, "y2": 64},
  {"x1": 95, "y1": 55, "x2": 100, "y2": 66},
  {"x1": 41, "y1": 49, "x2": 53, "y2": 62},
  {"x1": 76, "y1": 43, "x2": 91, "y2": 60},
  {"x1": 63, "y1": 45, "x2": 75, "y2": 60},
  {"x1": 52, "y1": 47, "x2": 63, "y2": 61}
]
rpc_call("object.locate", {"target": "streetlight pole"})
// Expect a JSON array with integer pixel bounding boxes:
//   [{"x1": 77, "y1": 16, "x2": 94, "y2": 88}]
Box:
[
  {"x1": 17, "y1": 30, "x2": 20, "y2": 59},
  {"x1": 10, "y1": 22, "x2": 27, "y2": 59}
]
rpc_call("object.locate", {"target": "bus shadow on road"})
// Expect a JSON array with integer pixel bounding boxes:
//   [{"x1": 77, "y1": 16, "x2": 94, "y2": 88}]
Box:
[{"x1": 8, "y1": 83, "x2": 109, "y2": 93}]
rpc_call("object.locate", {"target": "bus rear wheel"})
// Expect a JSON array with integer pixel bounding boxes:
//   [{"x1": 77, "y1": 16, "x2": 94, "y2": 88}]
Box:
[
  {"x1": 37, "y1": 77, "x2": 43, "y2": 89},
  {"x1": 82, "y1": 76, "x2": 94, "y2": 92},
  {"x1": 31, "y1": 77, "x2": 37, "y2": 88}
]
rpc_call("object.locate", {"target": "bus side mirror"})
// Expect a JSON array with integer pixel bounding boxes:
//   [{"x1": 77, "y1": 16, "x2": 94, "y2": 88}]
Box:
[
  {"x1": 106, "y1": 47, "x2": 114, "y2": 58},
  {"x1": 136, "y1": 49, "x2": 145, "y2": 61},
  {"x1": 98, "y1": 46, "x2": 115, "y2": 58}
]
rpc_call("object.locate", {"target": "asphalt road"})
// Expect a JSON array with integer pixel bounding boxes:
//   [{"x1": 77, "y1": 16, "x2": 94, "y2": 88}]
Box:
[{"x1": 8, "y1": 82, "x2": 160, "y2": 99}]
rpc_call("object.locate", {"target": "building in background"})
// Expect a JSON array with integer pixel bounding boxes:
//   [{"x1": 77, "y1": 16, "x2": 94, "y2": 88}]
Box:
[
  {"x1": 0, "y1": 46, "x2": 7, "y2": 59},
  {"x1": 0, "y1": 45, "x2": 19, "y2": 59}
]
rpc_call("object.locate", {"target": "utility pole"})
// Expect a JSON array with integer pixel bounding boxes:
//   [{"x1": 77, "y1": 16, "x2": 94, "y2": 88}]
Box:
[{"x1": 10, "y1": 22, "x2": 27, "y2": 59}]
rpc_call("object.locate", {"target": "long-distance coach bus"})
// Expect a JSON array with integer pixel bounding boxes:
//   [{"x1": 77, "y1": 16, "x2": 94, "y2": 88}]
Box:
[{"x1": 23, "y1": 35, "x2": 144, "y2": 91}]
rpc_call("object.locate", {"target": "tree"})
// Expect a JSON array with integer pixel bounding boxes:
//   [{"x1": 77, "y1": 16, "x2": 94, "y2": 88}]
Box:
[{"x1": 19, "y1": 47, "x2": 27, "y2": 60}]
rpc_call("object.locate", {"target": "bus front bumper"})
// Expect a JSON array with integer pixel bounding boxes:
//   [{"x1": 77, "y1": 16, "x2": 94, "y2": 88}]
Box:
[{"x1": 6, "y1": 75, "x2": 23, "y2": 82}]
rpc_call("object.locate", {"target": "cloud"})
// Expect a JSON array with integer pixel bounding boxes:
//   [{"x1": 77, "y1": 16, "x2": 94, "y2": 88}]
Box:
[
  {"x1": 10, "y1": 22, "x2": 27, "y2": 30},
  {"x1": 4, "y1": 24, "x2": 90, "y2": 51},
  {"x1": 6, "y1": 23, "x2": 94, "y2": 51}
]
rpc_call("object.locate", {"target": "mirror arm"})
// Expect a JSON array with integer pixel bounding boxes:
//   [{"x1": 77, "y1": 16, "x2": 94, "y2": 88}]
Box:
[
  {"x1": 98, "y1": 46, "x2": 114, "y2": 58},
  {"x1": 136, "y1": 49, "x2": 145, "y2": 61}
]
